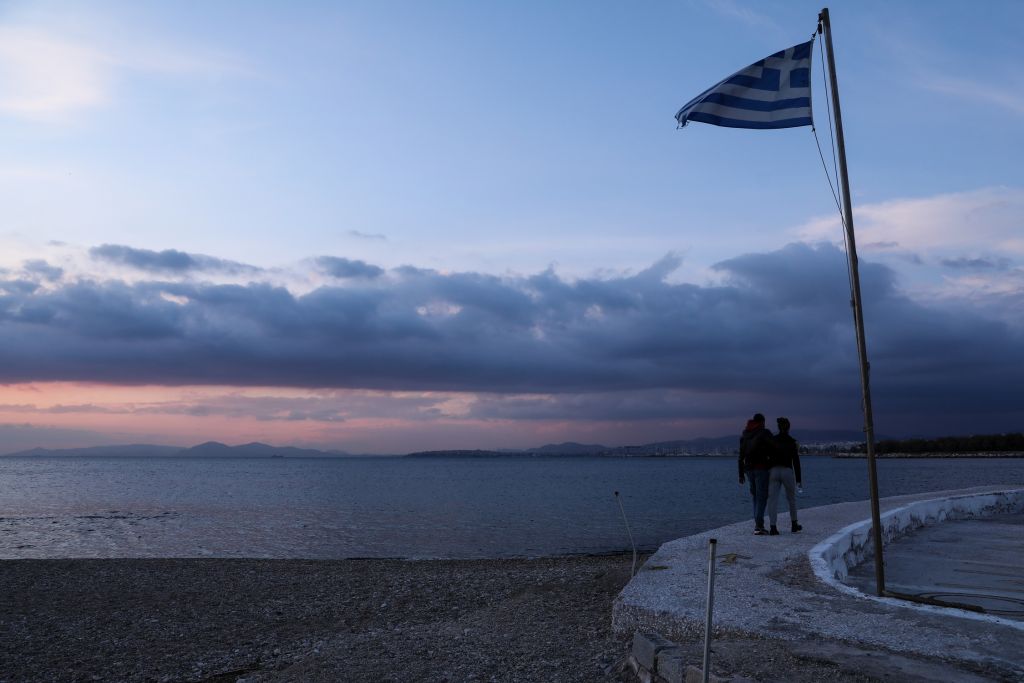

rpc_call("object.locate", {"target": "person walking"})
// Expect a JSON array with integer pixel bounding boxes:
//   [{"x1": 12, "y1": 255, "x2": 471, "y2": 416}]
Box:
[
  {"x1": 738, "y1": 413, "x2": 774, "y2": 535},
  {"x1": 767, "y1": 416, "x2": 803, "y2": 535}
]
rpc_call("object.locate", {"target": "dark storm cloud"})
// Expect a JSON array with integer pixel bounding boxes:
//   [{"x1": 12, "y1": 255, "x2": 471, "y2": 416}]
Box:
[
  {"x1": 462, "y1": 389, "x2": 861, "y2": 431},
  {"x1": 90, "y1": 244, "x2": 262, "y2": 275},
  {"x1": 2, "y1": 242, "x2": 1023, "y2": 431},
  {"x1": 315, "y1": 256, "x2": 384, "y2": 279}
]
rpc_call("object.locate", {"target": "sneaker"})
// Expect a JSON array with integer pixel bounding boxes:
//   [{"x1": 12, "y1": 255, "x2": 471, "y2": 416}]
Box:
[
  {"x1": 791, "y1": 522, "x2": 802, "y2": 533},
  {"x1": 754, "y1": 528, "x2": 768, "y2": 535},
  {"x1": 769, "y1": 526, "x2": 780, "y2": 536}
]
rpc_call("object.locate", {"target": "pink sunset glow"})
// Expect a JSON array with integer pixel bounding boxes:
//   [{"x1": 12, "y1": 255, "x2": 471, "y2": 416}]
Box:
[{"x1": 0, "y1": 382, "x2": 737, "y2": 454}]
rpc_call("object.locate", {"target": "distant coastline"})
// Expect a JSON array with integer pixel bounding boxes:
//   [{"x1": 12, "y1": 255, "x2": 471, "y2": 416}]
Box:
[
  {"x1": 0, "y1": 442, "x2": 355, "y2": 459},
  {"x1": 7, "y1": 431, "x2": 1023, "y2": 460},
  {"x1": 405, "y1": 449, "x2": 1024, "y2": 459},
  {"x1": 830, "y1": 451, "x2": 1024, "y2": 459}
]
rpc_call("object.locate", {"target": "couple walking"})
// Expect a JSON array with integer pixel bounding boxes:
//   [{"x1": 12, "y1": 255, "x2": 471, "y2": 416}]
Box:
[{"x1": 738, "y1": 413, "x2": 802, "y2": 536}]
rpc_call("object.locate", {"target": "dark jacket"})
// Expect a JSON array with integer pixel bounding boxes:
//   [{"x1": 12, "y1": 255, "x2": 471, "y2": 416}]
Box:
[
  {"x1": 738, "y1": 421, "x2": 774, "y2": 478},
  {"x1": 773, "y1": 432, "x2": 802, "y2": 483}
]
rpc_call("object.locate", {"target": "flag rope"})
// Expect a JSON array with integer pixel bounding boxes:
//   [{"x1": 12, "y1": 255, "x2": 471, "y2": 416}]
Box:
[
  {"x1": 819, "y1": 33, "x2": 842, "y2": 205},
  {"x1": 812, "y1": 30, "x2": 858, "y2": 314}
]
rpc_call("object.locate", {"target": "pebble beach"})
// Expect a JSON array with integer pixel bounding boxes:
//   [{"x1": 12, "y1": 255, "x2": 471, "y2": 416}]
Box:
[
  {"x1": 1, "y1": 555, "x2": 639, "y2": 682},
  {"x1": 0, "y1": 553, "x2": 910, "y2": 683}
]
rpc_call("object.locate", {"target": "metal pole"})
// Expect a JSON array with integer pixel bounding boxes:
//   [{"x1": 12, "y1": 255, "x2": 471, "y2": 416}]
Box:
[
  {"x1": 819, "y1": 7, "x2": 885, "y2": 596},
  {"x1": 702, "y1": 538, "x2": 717, "y2": 683},
  {"x1": 614, "y1": 491, "x2": 638, "y2": 577}
]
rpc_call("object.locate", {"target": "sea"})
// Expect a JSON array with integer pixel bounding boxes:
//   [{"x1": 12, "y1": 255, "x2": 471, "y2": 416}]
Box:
[{"x1": 1, "y1": 455, "x2": 1022, "y2": 560}]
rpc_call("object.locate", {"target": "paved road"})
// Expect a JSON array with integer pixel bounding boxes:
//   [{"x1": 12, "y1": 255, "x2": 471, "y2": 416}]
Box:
[{"x1": 847, "y1": 512, "x2": 1024, "y2": 622}]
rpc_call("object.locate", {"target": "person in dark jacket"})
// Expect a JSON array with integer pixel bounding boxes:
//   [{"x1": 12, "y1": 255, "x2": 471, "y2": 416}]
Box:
[
  {"x1": 767, "y1": 416, "x2": 803, "y2": 535},
  {"x1": 738, "y1": 413, "x2": 774, "y2": 535}
]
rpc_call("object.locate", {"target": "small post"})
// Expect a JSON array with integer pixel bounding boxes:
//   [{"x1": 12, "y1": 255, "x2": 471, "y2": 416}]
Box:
[
  {"x1": 614, "y1": 491, "x2": 638, "y2": 577},
  {"x1": 702, "y1": 537, "x2": 717, "y2": 683}
]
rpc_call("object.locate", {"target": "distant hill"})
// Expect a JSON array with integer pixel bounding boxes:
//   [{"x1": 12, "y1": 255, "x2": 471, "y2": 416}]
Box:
[
  {"x1": 527, "y1": 442, "x2": 609, "y2": 455},
  {"x1": 2, "y1": 444, "x2": 184, "y2": 458},
  {"x1": 405, "y1": 449, "x2": 511, "y2": 458},
  {"x1": 404, "y1": 430, "x2": 874, "y2": 459},
  {"x1": 2, "y1": 442, "x2": 352, "y2": 458},
  {"x1": 605, "y1": 436, "x2": 737, "y2": 455},
  {"x1": 182, "y1": 441, "x2": 351, "y2": 458},
  {"x1": 794, "y1": 429, "x2": 875, "y2": 447},
  {"x1": 1, "y1": 428, "x2": 876, "y2": 459},
  {"x1": 405, "y1": 444, "x2": 613, "y2": 458},
  {"x1": 523, "y1": 429, "x2": 872, "y2": 457}
]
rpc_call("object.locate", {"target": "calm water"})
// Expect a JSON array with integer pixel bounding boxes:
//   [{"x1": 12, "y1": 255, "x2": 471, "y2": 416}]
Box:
[{"x1": 1, "y1": 456, "x2": 1022, "y2": 560}]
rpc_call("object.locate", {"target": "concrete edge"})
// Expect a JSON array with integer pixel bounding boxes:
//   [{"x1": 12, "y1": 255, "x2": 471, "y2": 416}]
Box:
[{"x1": 808, "y1": 487, "x2": 1024, "y2": 630}]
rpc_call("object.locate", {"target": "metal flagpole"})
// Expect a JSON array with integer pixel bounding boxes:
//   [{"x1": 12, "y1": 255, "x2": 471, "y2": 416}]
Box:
[{"x1": 818, "y1": 7, "x2": 885, "y2": 596}]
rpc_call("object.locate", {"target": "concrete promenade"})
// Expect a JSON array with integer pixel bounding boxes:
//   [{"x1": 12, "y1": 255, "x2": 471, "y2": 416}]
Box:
[
  {"x1": 613, "y1": 485, "x2": 1024, "y2": 681},
  {"x1": 847, "y1": 512, "x2": 1024, "y2": 620}
]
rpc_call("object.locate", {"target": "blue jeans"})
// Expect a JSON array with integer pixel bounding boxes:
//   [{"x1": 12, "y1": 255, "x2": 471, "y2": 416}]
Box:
[{"x1": 747, "y1": 469, "x2": 770, "y2": 529}]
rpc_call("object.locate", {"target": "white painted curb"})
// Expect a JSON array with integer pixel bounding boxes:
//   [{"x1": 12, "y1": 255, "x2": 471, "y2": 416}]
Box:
[{"x1": 808, "y1": 487, "x2": 1024, "y2": 629}]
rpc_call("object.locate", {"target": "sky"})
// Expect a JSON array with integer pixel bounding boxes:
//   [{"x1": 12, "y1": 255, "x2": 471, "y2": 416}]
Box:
[{"x1": 1, "y1": 0, "x2": 1022, "y2": 454}]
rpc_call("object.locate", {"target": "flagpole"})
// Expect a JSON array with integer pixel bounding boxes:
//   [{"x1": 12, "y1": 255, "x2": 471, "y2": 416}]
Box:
[{"x1": 818, "y1": 7, "x2": 885, "y2": 596}]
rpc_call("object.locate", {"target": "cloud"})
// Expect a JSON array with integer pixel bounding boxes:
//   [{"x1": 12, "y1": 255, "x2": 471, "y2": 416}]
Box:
[
  {"x1": 1, "y1": 242, "x2": 1023, "y2": 440},
  {"x1": 796, "y1": 186, "x2": 1024, "y2": 311},
  {"x1": 465, "y1": 390, "x2": 748, "y2": 422},
  {"x1": 941, "y1": 257, "x2": 1011, "y2": 271},
  {"x1": 798, "y1": 187, "x2": 1024, "y2": 256},
  {"x1": 90, "y1": 244, "x2": 262, "y2": 275},
  {"x1": 0, "y1": 388, "x2": 455, "y2": 425},
  {"x1": 1, "y1": 279, "x2": 39, "y2": 295},
  {"x1": 348, "y1": 230, "x2": 388, "y2": 241},
  {"x1": 0, "y1": 22, "x2": 246, "y2": 122},
  {"x1": 925, "y1": 76, "x2": 1024, "y2": 116},
  {"x1": 21, "y1": 259, "x2": 64, "y2": 281},
  {"x1": 0, "y1": 27, "x2": 110, "y2": 120},
  {"x1": 315, "y1": 256, "x2": 384, "y2": 280},
  {"x1": 701, "y1": 0, "x2": 782, "y2": 31},
  {"x1": 0, "y1": 402, "x2": 116, "y2": 414},
  {"x1": 129, "y1": 392, "x2": 446, "y2": 423}
]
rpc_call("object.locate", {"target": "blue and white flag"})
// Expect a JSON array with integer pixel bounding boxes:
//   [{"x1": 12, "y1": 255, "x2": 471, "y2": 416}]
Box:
[{"x1": 675, "y1": 40, "x2": 813, "y2": 130}]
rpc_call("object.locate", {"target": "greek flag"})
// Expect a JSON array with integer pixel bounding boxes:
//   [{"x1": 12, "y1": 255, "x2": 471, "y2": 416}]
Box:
[{"x1": 675, "y1": 40, "x2": 813, "y2": 130}]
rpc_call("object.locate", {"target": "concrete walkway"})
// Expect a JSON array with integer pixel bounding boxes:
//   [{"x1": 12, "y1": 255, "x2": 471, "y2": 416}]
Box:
[
  {"x1": 612, "y1": 485, "x2": 1024, "y2": 681},
  {"x1": 847, "y1": 512, "x2": 1024, "y2": 621}
]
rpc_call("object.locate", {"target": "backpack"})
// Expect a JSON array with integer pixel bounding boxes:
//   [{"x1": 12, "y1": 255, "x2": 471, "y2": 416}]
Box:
[{"x1": 741, "y1": 428, "x2": 773, "y2": 469}]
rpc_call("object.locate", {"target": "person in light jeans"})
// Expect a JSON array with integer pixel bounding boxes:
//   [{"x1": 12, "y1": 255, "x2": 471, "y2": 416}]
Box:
[{"x1": 767, "y1": 416, "x2": 802, "y2": 535}]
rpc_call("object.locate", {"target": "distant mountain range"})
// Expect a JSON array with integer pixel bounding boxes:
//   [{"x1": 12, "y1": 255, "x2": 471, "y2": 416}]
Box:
[
  {"x1": 405, "y1": 430, "x2": 872, "y2": 458},
  {"x1": 4, "y1": 429, "x2": 872, "y2": 459},
  {"x1": 2, "y1": 441, "x2": 353, "y2": 458}
]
